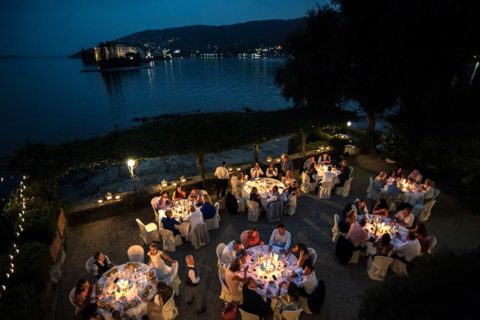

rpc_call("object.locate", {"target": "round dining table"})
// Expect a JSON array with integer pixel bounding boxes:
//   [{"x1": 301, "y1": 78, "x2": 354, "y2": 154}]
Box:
[
  {"x1": 158, "y1": 198, "x2": 195, "y2": 238},
  {"x1": 240, "y1": 245, "x2": 300, "y2": 298},
  {"x1": 95, "y1": 262, "x2": 158, "y2": 320},
  {"x1": 242, "y1": 178, "x2": 285, "y2": 207}
]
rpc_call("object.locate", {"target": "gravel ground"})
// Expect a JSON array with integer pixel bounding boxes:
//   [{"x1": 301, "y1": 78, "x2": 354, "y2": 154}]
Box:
[{"x1": 54, "y1": 155, "x2": 480, "y2": 320}]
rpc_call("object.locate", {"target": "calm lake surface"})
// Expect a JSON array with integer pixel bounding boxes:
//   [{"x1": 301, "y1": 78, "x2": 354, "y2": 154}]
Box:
[{"x1": 0, "y1": 58, "x2": 289, "y2": 157}]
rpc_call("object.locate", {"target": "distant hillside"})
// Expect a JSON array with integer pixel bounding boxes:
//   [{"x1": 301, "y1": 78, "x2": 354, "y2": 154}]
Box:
[{"x1": 70, "y1": 18, "x2": 306, "y2": 58}]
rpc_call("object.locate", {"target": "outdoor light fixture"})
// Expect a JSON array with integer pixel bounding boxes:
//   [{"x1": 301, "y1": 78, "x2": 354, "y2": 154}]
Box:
[
  {"x1": 180, "y1": 176, "x2": 187, "y2": 183},
  {"x1": 236, "y1": 168, "x2": 241, "y2": 171},
  {"x1": 266, "y1": 156, "x2": 273, "y2": 163},
  {"x1": 173, "y1": 182, "x2": 178, "y2": 187},
  {"x1": 275, "y1": 158, "x2": 281, "y2": 163},
  {"x1": 161, "y1": 180, "x2": 168, "y2": 187},
  {"x1": 115, "y1": 195, "x2": 121, "y2": 200},
  {"x1": 228, "y1": 167, "x2": 233, "y2": 172},
  {"x1": 98, "y1": 199, "x2": 104, "y2": 204},
  {"x1": 127, "y1": 159, "x2": 138, "y2": 177},
  {"x1": 105, "y1": 192, "x2": 113, "y2": 201},
  {"x1": 347, "y1": 121, "x2": 352, "y2": 127}
]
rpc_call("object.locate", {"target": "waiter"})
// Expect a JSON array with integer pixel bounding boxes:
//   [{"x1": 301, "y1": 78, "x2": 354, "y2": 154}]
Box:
[{"x1": 214, "y1": 160, "x2": 230, "y2": 198}]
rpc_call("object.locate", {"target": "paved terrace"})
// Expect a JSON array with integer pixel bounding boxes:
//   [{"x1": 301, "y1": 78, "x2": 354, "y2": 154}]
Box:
[{"x1": 54, "y1": 156, "x2": 480, "y2": 320}]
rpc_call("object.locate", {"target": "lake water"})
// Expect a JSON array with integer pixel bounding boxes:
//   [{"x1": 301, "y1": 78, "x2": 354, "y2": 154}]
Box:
[{"x1": 0, "y1": 58, "x2": 289, "y2": 157}]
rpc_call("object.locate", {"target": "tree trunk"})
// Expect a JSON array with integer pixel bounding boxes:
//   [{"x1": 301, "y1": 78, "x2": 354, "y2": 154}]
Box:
[
  {"x1": 253, "y1": 143, "x2": 260, "y2": 163},
  {"x1": 196, "y1": 152, "x2": 206, "y2": 188},
  {"x1": 300, "y1": 129, "x2": 307, "y2": 161},
  {"x1": 366, "y1": 112, "x2": 377, "y2": 155}
]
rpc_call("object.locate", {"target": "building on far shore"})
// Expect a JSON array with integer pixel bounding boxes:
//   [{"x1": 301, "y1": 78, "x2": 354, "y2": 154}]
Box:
[{"x1": 92, "y1": 42, "x2": 144, "y2": 69}]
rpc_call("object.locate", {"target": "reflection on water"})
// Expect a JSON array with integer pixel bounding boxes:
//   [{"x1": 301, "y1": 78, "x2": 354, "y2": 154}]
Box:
[{"x1": 0, "y1": 58, "x2": 288, "y2": 156}]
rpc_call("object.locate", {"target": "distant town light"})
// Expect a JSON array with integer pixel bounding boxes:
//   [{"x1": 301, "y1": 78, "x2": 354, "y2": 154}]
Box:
[{"x1": 347, "y1": 121, "x2": 352, "y2": 127}]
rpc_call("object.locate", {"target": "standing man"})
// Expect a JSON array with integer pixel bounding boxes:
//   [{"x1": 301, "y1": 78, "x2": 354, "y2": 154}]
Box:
[
  {"x1": 215, "y1": 161, "x2": 230, "y2": 199},
  {"x1": 184, "y1": 255, "x2": 206, "y2": 313}
]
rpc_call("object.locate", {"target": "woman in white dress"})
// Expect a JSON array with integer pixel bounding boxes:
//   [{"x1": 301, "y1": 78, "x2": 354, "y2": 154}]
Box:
[{"x1": 148, "y1": 243, "x2": 176, "y2": 279}]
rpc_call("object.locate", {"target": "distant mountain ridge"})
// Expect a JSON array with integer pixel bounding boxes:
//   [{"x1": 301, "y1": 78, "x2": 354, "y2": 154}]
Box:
[{"x1": 70, "y1": 18, "x2": 306, "y2": 57}]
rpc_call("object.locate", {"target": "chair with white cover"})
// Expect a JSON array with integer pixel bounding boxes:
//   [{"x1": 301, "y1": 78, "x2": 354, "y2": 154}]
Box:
[
  {"x1": 308, "y1": 248, "x2": 317, "y2": 265},
  {"x1": 127, "y1": 245, "x2": 144, "y2": 262},
  {"x1": 319, "y1": 181, "x2": 333, "y2": 199},
  {"x1": 69, "y1": 287, "x2": 82, "y2": 315},
  {"x1": 366, "y1": 256, "x2": 393, "y2": 281},
  {"x1": 391, "y1": 258, "x2": 408, "y2": 276},
  {"x1": 162, "y1": 290, "x2": 179, "y2": 320},
  {"x1": 419, "y1": 200, "x2": 436, "y2": 222},
  {"x1": 282, "y1": 308, "x2": 304, "y2": 320},
  {"x1": 287, "y1": 194, "x2": 297, "y2": 216},
  {"x1": 200, "y1": 189, "x2": 212, "y2": 204},
  {"x1": 85, "y1": 256, "x2": 96, "y2": 275},
  {"x1": 349, "y1": 166, "x2": 354, "y2": 177},
  {"x1": 266, "y1": 200, "x2": 283, "y2": 223},
  {"x1": 298, "y1": 297, "x2": 312, "y2": 315},
  {"x1": 239, "y1": 308, "x2": 260, "y2": 320},
  {"x1": 426, "y1": 235, "x2": 437, "y2": 254},
  {"x1": 219, "y1": 266, "x2": 241, "y2": 303},
  {"x1": 216, "y1": 243, "x2": 226, "y2": 266},
  {"x1": 189, "y1": 223, "x2": 210, "y2": 250},
  {"x1": 300, "y1": 172, "x2": 314, "y2": 193},
  {"x1": 331, "y1": 214, "x2": 341, "y2": 242},
  {"x1": 344, "y1": 144, "x2": 357, "y2": 156},
  {"x1": 247, "y1": 200, "x2": 260, "y2": 222},
  {"x1": 230, "y1": 176, "x2": 243, "y2": 197},
  {"x1": 335, "y1": 177, "x2": 353, "y2": 197},
  {"x1": 237, "y1": 196, "x2": 246, "y2": 213},
  {"x1": 136, "y1": 218, "x2": 160, "y2": 245},
  {"x1": 158, "y1": 228, "x2": 176, "y2": 252},
  {"x1": 163, "y1": 262, "x2": 181, "y2": 296},
  {"x1": 366, "y1": 177, "x2": 380, "y2": 200},
  {"x1": 151, "y1": 197, "x2": 160, "y2": 223},
  {"x1": 206, "y1": 202, "x2": 221, "y2": 230},
  {"x1": 349, "y1": 250, "x2": 360, "y2": 264}
]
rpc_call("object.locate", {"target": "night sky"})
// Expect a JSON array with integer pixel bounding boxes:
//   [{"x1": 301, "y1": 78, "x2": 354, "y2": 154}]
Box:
[{"x1": 0, "y1": 0, "x2": 322, "y2": 56}]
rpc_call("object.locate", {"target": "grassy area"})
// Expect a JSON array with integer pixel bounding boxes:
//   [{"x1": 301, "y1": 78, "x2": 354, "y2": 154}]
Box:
[{"x1": 9, "y1": 108, "x2": 355, "y2": 179}]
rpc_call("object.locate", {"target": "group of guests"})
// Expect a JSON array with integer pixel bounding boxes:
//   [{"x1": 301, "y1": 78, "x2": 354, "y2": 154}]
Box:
[
  {"x1": 152, "y1": 185, "x2": 206, "y2": 211},
  {"x1": 219, "y1": 225, "x2": 319, "y2": 319},
  {"x1": 303, "y1": 153, "x2": 351, "y2": 189}
]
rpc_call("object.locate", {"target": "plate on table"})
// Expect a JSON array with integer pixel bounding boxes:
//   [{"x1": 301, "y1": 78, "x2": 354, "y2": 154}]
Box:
[{"x1": 103, "y1": 267, "x2": 118, "y2": 279}]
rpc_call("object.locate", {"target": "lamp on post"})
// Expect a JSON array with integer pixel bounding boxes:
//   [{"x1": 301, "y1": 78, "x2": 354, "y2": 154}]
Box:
[{"x1": 127, "y1": 159, "x2": 139, "y2": 192}]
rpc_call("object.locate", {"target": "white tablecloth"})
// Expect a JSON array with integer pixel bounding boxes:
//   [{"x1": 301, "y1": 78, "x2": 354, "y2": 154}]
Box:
[
  {"x1": 96, "y1": 262, "x2": 157, "y2": 320},
  {"x1": 242, "y1": 178, "x2": 285, "y2": 207},
  {"x1": 159, "y1": 199, "x2": 194, "y2": 238}
]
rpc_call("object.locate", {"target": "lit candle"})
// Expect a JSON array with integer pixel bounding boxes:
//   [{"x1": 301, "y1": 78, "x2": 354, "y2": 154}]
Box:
[
  {"x1": 115, "y1": 195, "x2": 121, "y2": 200},
  {"x1": 98, "y1": 199, "x2": 103, "y2": 204}
]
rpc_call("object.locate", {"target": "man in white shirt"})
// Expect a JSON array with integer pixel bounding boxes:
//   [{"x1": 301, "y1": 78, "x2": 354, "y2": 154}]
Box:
[
  {"x1": 182, "y1": 205, "x2": 204, "y2": 229},
  {"x1": 394, "y1": 206, "x2": 414, "y2": 228},
  {"x1": 269, "y1": 224, "x2": 292, "y2": 251},
  {"x1": 221, "y1": 240, "x2": 243, "y2": 265},
  {"x1": 184, "y1": 255, "x2": 206, "y2": 313},
  {"x1": 322, "y1": 166, "x2": 336, "y2": 183},
  {"x1": 214, "y1": 161, "x2": 230, "y2": 198},
  {"x1": 293, "y1": 262, "x2": 318, "y2": 297},
  {"x1": 395, "y1": 232, "x2": 421, "y2": 262}
]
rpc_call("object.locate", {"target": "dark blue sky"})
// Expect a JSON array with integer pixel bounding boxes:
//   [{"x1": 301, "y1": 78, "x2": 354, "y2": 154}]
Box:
[{"x1": 0, "y1": 0, "x2": 322, "y2": 56}]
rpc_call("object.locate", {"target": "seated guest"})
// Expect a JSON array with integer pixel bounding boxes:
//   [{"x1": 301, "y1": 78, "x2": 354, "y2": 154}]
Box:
[
  {"x1": 347, "y1": 219, "x2": 368, "y2": 248},
  {"x1": 318, "y1": 152, "x2": 331, "y2": 164},
  {"x1": 389, "y1": 167, "x2": 403, "y2": 179},
  {"x1": 339, "y1": 210, "x2": 356, "y2": 233},
  {"x1": 275, "y1": 282, "x2": 300, "y2": 314},
  {"x1": 172, "y1": 185, "x2": 186, "y2": 200},
  {"x1": 266, "y1": 186, "x2": 281, "y2": 205},
  {"x1": 394, "y1": 231, "x2": 421, "y2": 263},
  {"x1": 351, "y1": 198, "x2": 369, "y2": 216},
  {"x1": 407, "y1": 169, "x2": 423, "y2": 184},
  {"x1": 265, "y1": 162, "x2": 278, "y2": 178},
  {"x1": 250, "y1": 162, "x2": 264, "y2": 179},
  {"x1": 394, "y1": 206, "x2": 415, "y2": 228},
  {"x1": 281, "y1": 170, "x2": 295, "y2": 187},
  {"x1": 322, "y1": 166, "x2": 336, "y2": 184},
  {"x1": 222, "y1": 240, "x2": 244, "y2": 265},
  {"x1": 386, "y1": 180, "x2": 403, "y2": 198},
  {"x1": 280, "y1": 154, "x2": 294, "y2": 176},
  {"x1": 249, "y1": 186, "x2": 262, "y2": 207},
  {"x1": 161, "y1": 210, "x2": 181, "y2": 236},
  {"x1": 373, "y1": 171, "x2": 387, "y2": 190},
  {"x1": 303, "y1": 155, "x2": 316, "y2": 181},
  {"x1": 182, "y1": 205, "x2": 204, "y2": 229},
  {"x1": 423, "y1": 179, "x2": 436, "y2": 201},
  {"x1": 74, "y1": 279, "x2": 91, "y2": 310},
  {"x1": 336, "y1": 159, "x2": 351, "y2": 187},
  {"x1": 374, "y1": 233, "x2": 393, "y2": 257},
  {"x1": 371, "y1": 199, "x2": 389, "y2": 217},
  {"x1": 290, "y1": 243, "x2": 311, "y2": 267},
  {"x1": 225, "y1": 259, "x2": 248, "y2": 303},
  {"x1": 414, "y1": 222, "x2": 428, "y2": 253},
  {"x1": 241, "y1": 227, "x2": 262, "y2": 248},
  {"x1": 269, "y1": 224, "x2": 292, "y2": 251},
  {"x1": 92, "y1": 251, "x2": 114, "y2": 279},
  {"x1": 148, "y1": 243, "x2": 176, "y2": 279},
  {"x1": 282, "y1": 180, "x2": 298, "y2": 201},
  {"x1": 200, "y1": 201, "x2": 216, "y2": 220},
  {"x1": 155, "y1": 191, "x2": 172, "y2": 210},
  {"x1": 292, "y1": 262, "x2": 318, "y2": 298},
  {"x1": 241, "y1": 277, "x2": 271, "y2": 319},
  {"x1": 188, "y1": 188, "x2": 203, "y2": 204}
]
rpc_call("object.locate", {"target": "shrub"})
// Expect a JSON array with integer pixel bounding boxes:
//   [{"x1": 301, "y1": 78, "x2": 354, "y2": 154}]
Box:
[
  {"x1": 10, "y1": 242, "x2": 52, "y2": 292},
  {"x1": 0, "y1": 284, "x2": 41, "y2": 320},
  {"x1": 358, "y1": 249, "x2": 480, "y2": 320},
  {"x1": 20, "y1": 206, "x2": 57, "y2": 245}
]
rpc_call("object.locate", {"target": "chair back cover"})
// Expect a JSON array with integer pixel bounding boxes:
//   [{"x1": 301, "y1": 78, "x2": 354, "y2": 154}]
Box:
[
  {"x1": 85, "y1": 256, "x2": 95, "y2": 275},
  {"x1": 287, "y1": 195, "x2": 297, "y2": 216},
  {"x1": 151, "y1": 197, "x2": 160, "y2": 222},
  {"x1": 216, "y1": 243, "x2": 226, "y2": 265},
  {"x1": 332, "y1": 214, "x2": 340, "y2": 242},
  {"x1": 319, "y1": 181, "x2": 333, "y2": 199},
  {"x1": 366, "y1": 177, "x2": 374, "y2": 199},
  {"x1": 427, "y1": 235, "x2": 437, "y2": 254},
  {"x1": 367, "y1": 256, "x2": 393, "y2": 281},
  {"x1": 420, "y1": 200, "x2": 436, "y2": 222},
  {"x1": 162, "y1": 290, "x2": 179, "y2": 320},
  {"x1": 127, "y1": 245, "x2": 144, "y2": 262},
  {"x1": 308, "y1": 248, "x2": 317, "y2": 265},
  {"x1": 282, "y1": 308, "x2": 304, "y2": 320},
  {"x1": 247, "y1": 200, "x2": 260, "y2": 222},
  {"x1": 266, "y1": 200, "x2": 283, "y2": 223},
  {"x1": 158, "y1": 228, "x2": 176, "y2": 252},
  {"x1": 239, "y1": 308, "x2": 260, "y2": 320},
  {"x1": 341, "y1": 177, "x2": 354, "y2": 197},
  {"x1": 190, "y1": 223, "x2": 210, "y2": 250}
]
